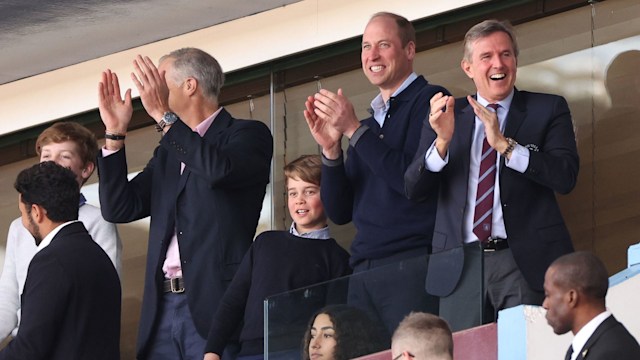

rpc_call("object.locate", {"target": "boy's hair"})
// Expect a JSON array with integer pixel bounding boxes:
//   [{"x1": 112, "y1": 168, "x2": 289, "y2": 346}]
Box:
[
  {"x1": 35, "y1": 121, "x2": 98, "y2": 168},
  {"x1": 284, "y1": 155, "x2": 322, "y2": 186}
]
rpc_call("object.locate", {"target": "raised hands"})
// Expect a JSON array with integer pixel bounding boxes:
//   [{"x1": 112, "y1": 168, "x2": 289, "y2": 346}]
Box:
[
  {"x1": 467, "y1": 95, "x2": 508, "y2": 153},
  {"x1": 429, "y1": 92, "x2": 455, "y2": 158},
  {"x1": 304, "y1": 94, "x2": 342, "y2": 159},
  {"x1": 131, "y1": 55, "x2": 171, "y2": 122},
  {"x1": 304, "y1": 88, "x2": 360, "y2": 160},
  {"x1": 311, "y1": 89, "x2": 360, "y2": 137},
  {"x1": 98, "y1": 69, "x2": 133, "y2": 135}
]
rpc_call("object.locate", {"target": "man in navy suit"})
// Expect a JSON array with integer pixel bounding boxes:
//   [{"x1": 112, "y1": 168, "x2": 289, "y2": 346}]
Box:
[
  {"x1": 405, "y1": 19, "x2": 579, "y2": 329},
  {"x1": 0, "y1": 161, "x2": 121, "y2": 360},
  {"x1": 97, "y1": 48, "x2": 273, "y2": 359},
  {"x1": 544, "y1": 251, "x2": 640, "y2": 360}
]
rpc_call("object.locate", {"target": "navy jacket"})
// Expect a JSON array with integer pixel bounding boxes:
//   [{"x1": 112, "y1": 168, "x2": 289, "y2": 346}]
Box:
[
  {"x1": 574, "y1": 315, "x2": 640, "y2": 360},
  {"x1": 405, "y1": 90, "x2": 579, "y2": 296},
  {"x1": 322, "y1": 76, "x2": 448, "y2": 265},
  {"x1": 97, "y1": 109, "x2": 273, "y2": 358},
  {"x1": 0, "y1": 222, "x2": 121, "y2": 360}
]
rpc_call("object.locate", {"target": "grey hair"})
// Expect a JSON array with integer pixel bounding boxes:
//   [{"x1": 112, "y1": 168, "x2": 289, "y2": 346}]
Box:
[
  {"x1": 463, "y1": 19, "x2": 519, "y2": 62},
  {"x1": 160, "y1": 47, "x2": 225, "y2": 101}
]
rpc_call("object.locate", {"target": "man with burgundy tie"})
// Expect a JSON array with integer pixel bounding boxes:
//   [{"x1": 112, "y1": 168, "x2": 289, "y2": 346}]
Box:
[{"x1": 405, "y1": 19, "x2": 579, "y2": 329}]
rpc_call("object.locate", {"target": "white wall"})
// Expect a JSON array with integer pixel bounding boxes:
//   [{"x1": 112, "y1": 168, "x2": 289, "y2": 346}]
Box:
[{"x1": 0, "y1": 0, "x2": 484, "y2": 136}]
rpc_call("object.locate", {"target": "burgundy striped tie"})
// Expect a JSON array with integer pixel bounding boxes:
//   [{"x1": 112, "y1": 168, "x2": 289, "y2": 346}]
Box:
[{"x1": 473, "y1": 104, "x2": 499, "y2": 242}]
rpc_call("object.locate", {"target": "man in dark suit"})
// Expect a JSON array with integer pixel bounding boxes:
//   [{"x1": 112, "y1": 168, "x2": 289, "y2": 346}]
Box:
[
  {"x1": 0, "y1": 161, "x2": 121, "y2": 360},
  {"x1": 97, "y1": 48, "x2": 273, "y2": 359},
  {"x1": 405, "y1": 19, "x2": 579, "y2": 329},
  {"x1": 544, "y1": 251, "x2": 640, "y2": 360}
]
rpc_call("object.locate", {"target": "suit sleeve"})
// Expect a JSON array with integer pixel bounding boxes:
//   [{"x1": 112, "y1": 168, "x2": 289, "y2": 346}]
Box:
[
  {"x1": 97, "y1": 146, "x2": 154, "y2": 223},
  {"x1": 404, "y1": 116, "x2": 441, "y2": 201},
  {"x1": 161, "y1": 120, "x2": 273, "y2": 189},
  {"x1": 520, "y1": 96, "x2": 579, "y2": 194},
  {"x1": 0, "y1": 256, "x2": 70, "y2": 360}
]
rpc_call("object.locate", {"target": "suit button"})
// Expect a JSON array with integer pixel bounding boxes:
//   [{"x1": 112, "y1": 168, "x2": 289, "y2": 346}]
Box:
[
  {"x1": 379, "y1": 134, "x2": 384, "y2": 139},
  {"x1": 503, "y1": 203, "x2": 508, "y2": 207}
]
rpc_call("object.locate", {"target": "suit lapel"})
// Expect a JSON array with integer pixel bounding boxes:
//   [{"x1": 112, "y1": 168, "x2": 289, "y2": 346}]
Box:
[
  {"x1": 503, "y1": 89, "x2": 526, "y2": 139},
  {"x1": 175, "y1": 108, "x2": 232, "y2": 196},
  {"x1": 457, "y1": 100, "x2": 476, "y2": 179},
  {"x1": 576, "y1": 316, "x2": 618, "y2": 359}
]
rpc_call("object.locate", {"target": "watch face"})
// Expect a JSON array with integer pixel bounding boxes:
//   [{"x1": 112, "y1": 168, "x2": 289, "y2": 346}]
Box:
[{"x1": 163, "y1": 112, "x2": 178, "y2": 124}]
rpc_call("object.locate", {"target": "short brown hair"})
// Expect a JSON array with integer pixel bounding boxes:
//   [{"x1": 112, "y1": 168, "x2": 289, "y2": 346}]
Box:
[
  {"x1": 35, "y1": 122, "x2": 98, "y2": 168},
  {"x1": 392, "y1": 312, "x2": 453, "y2": 360},
  {"x1": 463, "y1": 19, "x2": 519, "y2": 62},
  {"x1": 284, "y1": 155, "x2": 322, "y2": 186},
  {"x1": 369, "y1": 12, "x2": 416, "y2": 47}
]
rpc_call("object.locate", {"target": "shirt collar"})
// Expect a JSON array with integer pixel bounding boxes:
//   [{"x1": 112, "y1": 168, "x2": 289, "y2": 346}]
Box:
[
  {"x1": 194, "y1": 107, "x2": 223, "y2": 137},
  {"x1": 36, "y1": 220, "x2": 80, "y2": 252},
  {"x1": 571, "y1": 310, "x2": 612, "y2": 359},
  {"x1": 289, "y1": 222, "x2": 331, "y2": 240},
  {"x1": 370, "y1": 72, "x2": 419, "y2": 111},
  {"x1": 475, "y1": 89, "x2": 515, "y2": 110}
]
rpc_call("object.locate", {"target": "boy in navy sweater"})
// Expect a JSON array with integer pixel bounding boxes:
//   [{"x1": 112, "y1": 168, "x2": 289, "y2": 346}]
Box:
[{"x1": 204, "y1": 155, "x2": 351, "y2": 360}]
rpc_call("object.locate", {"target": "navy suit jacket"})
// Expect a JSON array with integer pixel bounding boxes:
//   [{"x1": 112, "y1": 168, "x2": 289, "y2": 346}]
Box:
[
  {"x1": 0, "y1": 222, "x2": 121, "y2": 360},
  {"x1": 574, "y1": 315, "x2": 640, "y2": 360},
  {"x1": 405, "y1": 89, "x2": 578, "y2": 296},
  {"x1": 97, "y1": 109, "x2": 273, "y2": 358}
]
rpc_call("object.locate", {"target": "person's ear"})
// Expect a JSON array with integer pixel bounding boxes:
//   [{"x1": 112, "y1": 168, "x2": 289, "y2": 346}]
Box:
[
  {"x1": 566, "y1": 289, "x2": 579, "y2": 308},
  {"x1": 31, "y1": 204, "x2": 46, "y2": 224},
  {"x1": 461, "y1": 59, "x2": 473, "y2": 79},
  {"x1": 185, "y1": 77, "x2": 197, "y2": 96},
  {"x1": 405, "y1": 41, "x2": 416, "y2": 61},
  {"x1": 81, "y1": 161, "x2": 95, "y2": 181}
]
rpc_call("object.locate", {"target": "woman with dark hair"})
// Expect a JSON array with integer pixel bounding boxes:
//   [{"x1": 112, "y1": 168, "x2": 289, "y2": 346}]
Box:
[{"x1": 303, "y1": 305, "x2": 388, "y2": 360}]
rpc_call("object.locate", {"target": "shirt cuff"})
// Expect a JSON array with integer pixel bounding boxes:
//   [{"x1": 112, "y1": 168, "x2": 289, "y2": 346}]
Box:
[
  {"x1": 101, "y1": 147, "x2": 120, "y2": 157},
  {"x1": 425, "y1": 140, "x2": 448, "y2": 172},
  {"x1": 348, "y1": 125, "x2": 369, "y2": 147},
  {"x1": 505, "y1": 144, "x2": 529, "y2": 173},
  {"x1": 321, "y1": 152, "x2": 344, "y2": 167}
]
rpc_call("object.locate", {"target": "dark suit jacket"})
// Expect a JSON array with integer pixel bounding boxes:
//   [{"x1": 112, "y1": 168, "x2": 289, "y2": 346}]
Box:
[
  {"x1": 97, "y1": 109, "x2": 273, "y2": 358},
  {"x1": 574, "y1": 315, "x2": 640, "y2": 360},
  {"x1": 0, "y1": 222, "x2": 121, "y2": 360},
  {"x1": 405, "y1": 89, "x2": 579, "y2": 296}
]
